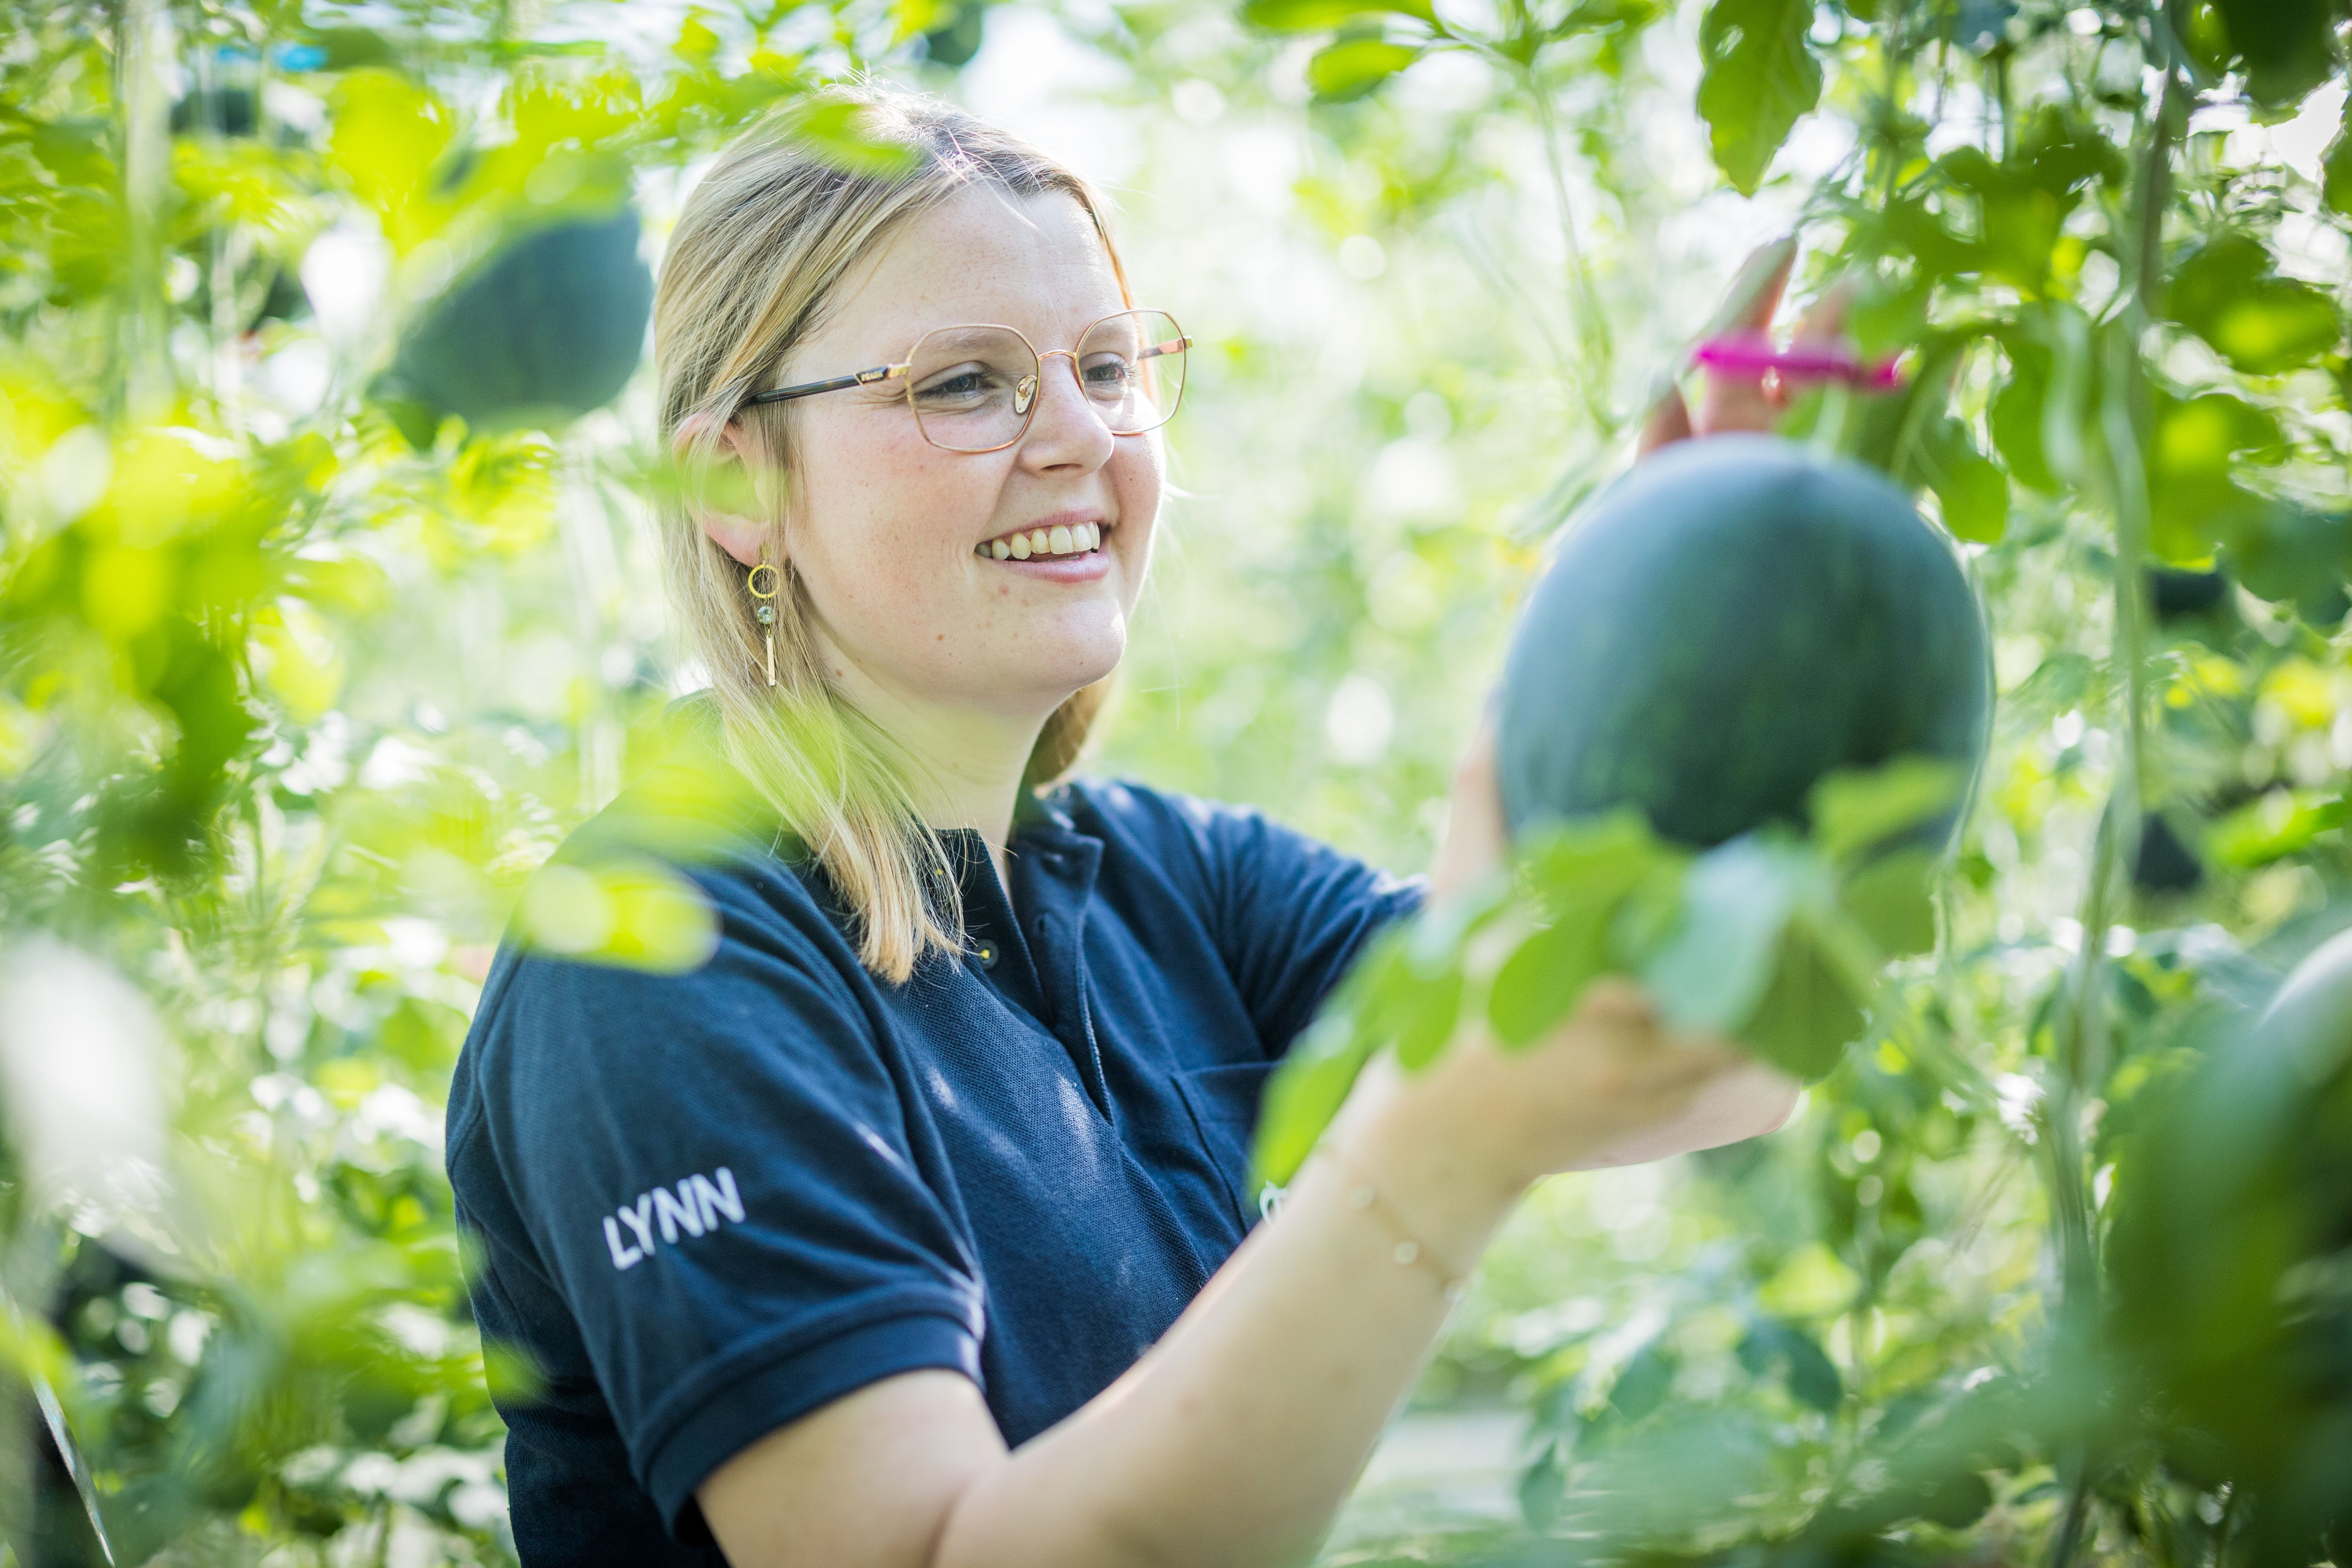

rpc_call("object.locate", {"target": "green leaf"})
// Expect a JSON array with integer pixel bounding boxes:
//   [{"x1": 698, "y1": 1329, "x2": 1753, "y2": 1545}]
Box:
[
  {"x1": 2229, "y1": 502, "x2": 2352, "y2": 624},
  {"x1": 1489, "y1": 813, "x2": 1664, "y2": 1047},
  {"x1": 1253, "y1": 1011, "x2": 1376, "y2": 1185},
  {"x1": 2004, "y1": 652, "x2": 2093, "y2": 730},
  {"x1": 1490, "y1": 910, "x2": 1613, "y2": 1048},
  {"x1": 1551, "y1": 0, "x2": 1661, "y2": 36},
  {"x1": 2167, "y1": 234, "x2": 2343, "y2": 377},
  {"x1": 1515, "y1": 809, "x2": 1670, "y2": 918},
  {"x1": 1741, "y1": 913, "x2": 1869, "y2": 1079},
  {"x1": 1737, "y1": 1319, "x2": 1844, "y2": 1412},
  {"x1": 2207, "y1": 789, "x2": 2348, "y2": 869},
  {"x1": 1240, "y1": 0, "x2": 1434, "y2": 30},
  {"x1": 1387, "y1": 965, "x2": 1465, "y2": 1070},
  {"x1": 516, "y1": 857, "x2": 720, "y2": 974},
  {"x1": 2147, "y1": 391, "x2": 2281, "y2": 563},
  {"x1": 1608, "y1": 1341, "x2": 1677, "y2": 1422},
  {"x1": 2210, "y1": 0, "x2": 2341, "y2": 107},
  {"x1": 1838, "y1": 848, "x2": 1939, "y2": 956},
  {"x1": 1923, "y1": 1469, "x2": 1996, "y2": 1529},
  {"x1": 785, "y1": 98, "x2": 922, "y2": 178},
  {"x1": 1989, "y1": 341, "x2": 2058, "y2": 494},
  {"x1": 1695, "y1": 0, "x2": 1822, "y2": 195},
  {"x1": 1305, "y1": 38, "x2": 1423, "y2": 101},
  {"x1": 327, "y1": 70, "x2": 456, "y2": 254},
  {"x1": 1641, "y1": 835, "x2": 1824, "y2": 1038},
  {"x1": 2326, "y1": 104, "x2": 2352, "y2": 217},
  {"x1": 1809, "y1": 758, "x2": 1967, "y2": 866},
  {"x1": 1919, "y1": 418, "x2": 2008, "y2": 544}
]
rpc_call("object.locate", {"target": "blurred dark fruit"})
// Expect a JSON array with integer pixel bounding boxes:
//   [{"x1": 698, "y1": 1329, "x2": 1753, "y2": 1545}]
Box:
[
  {"x1": 391, "y1": 206, "x2": 653, "y2": 434},
  {"x1": 1498, "y1": 435, "x2": 1992, "y2": 849}
]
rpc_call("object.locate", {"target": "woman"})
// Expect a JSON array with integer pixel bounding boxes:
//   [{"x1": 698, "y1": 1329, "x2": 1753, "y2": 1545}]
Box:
[{"x1": 446, "y1": 85, "x2": 1802, "y2": 1568}]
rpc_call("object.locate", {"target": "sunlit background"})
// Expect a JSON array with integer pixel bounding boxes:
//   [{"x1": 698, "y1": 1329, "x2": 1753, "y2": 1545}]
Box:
[{"x1": 6, "y1": 0, "x2": 2352, "y2": 1562}]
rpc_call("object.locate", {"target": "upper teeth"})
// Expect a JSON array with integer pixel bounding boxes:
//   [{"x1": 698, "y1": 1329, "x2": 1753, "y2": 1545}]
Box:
[{"x1": 984, "y1": 521, "x2": 1101, "y2": 560}]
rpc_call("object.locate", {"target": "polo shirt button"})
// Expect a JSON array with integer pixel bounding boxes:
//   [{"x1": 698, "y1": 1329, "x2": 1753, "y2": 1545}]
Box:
[{"x1": 973, "y1": 941, "x2": 998, "y2": 970}]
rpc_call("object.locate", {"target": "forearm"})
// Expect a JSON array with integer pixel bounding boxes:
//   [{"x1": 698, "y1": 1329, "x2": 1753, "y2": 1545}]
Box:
[{"x1": 936, "y1": 1075, "x2": 1520, "y2": 1568}]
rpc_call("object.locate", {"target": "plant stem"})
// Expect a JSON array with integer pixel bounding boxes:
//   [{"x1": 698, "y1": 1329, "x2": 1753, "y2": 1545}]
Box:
[
  {"x1": 2042, "y1": 30, "x2": 2185, "y2": 1568},
  {"x1": 116, "y1": 0, "x2": 172, "y2": 420},
  {"x1": 1526, "y1": 73, "x2": 1615, "y2": 435}
]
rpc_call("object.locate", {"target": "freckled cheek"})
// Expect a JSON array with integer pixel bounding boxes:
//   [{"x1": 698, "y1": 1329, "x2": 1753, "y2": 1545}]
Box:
[
  {"x1": 802, "y1": 428, "x2": 999, "y2": 607},
  {"x1": 1107, "y1": 443, "x2": 1164, "y2": 579}
]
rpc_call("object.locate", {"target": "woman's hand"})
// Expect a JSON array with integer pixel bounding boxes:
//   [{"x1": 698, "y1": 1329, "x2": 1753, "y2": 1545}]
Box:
[
  {"x1": 1428, "y1": 708, "x2": 1509, "y2": 908},
  {"x1": 1637, "y1": 240, "x2": 1858, "y2": 456},
  {"x1": 1399, "y1": 722, "x2": 1800, "y2": 1198}
]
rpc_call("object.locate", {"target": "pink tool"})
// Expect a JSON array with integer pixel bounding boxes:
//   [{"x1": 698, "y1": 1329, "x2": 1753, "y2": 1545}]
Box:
[{"x1": 1692, "y1": 331, "x2": 1904, "y2": 390}]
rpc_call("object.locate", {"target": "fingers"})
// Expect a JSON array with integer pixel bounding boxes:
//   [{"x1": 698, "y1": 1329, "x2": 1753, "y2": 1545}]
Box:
[
  {"x1": 1637, "y1": 380, "x2": 1695, "y2": 456},
  {"x1": 1702, "y1": 236, "x2": 1798, "y2": 339},
  {"x1": 1690, "y1": 239, "x2": 1797, "y2": 436},
  {"x1": 1789, "y1": 272, "x2": 1860, "y2": 347},
  {"x1": 1575, "y1": 975, "x2": 1659, "y2": 1030},
  {"x1": 1429, "y1": 712, "x2": 1508, "y2": 906}
]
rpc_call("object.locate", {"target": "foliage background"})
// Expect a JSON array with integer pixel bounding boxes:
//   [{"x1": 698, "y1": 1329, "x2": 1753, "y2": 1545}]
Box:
[{"x1": 3, "y1": 0, "x2": 2351, "y2": 1563}]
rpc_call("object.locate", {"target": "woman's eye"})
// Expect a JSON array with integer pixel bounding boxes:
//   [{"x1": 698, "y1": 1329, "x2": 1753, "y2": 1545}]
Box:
[
  {"x1": 915, "y1": 367, "x2": 1000, "y2": 404},
  {"x1": 1081, "y1": 357, "x2": 1132, "y2": 391}
]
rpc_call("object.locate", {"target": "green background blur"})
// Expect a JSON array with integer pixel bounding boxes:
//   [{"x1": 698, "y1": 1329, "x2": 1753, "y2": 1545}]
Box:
[{"x1": 5, "y1": 0, "x2": 2352, "y2": 1563}]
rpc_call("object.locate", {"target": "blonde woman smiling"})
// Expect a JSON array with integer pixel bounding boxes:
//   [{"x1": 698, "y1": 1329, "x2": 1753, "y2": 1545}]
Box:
[{"x1": 446, "y1": 85, "x2": 1800, "y2": 1568}]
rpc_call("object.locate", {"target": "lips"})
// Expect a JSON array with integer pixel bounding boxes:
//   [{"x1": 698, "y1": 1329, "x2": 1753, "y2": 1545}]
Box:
[{"x1": 975, "y1": 520, "x2": 1103, "y2": 561}]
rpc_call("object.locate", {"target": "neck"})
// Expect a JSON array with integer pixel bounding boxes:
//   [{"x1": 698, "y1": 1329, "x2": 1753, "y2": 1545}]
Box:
[{"x1": 820, "y1": 646, "x2": 1063, "y2": 893}]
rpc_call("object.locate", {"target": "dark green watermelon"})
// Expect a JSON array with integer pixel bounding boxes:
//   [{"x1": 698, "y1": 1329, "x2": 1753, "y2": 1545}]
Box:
[
  {"x1": 2107, "y1": 926, "x2": 2352, "y2": 1561},
  {"x1": 1499, "y1": 435, "x2": 1991, "y2": 848},
  {"x1": 393, "y1": 206, "x2": 652, "y2": 433}
]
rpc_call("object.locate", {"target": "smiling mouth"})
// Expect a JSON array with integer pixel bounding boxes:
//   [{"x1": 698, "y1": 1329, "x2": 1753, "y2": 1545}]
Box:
[{"x1": 976, "y1": 521, "x2": 1104, "y2": 561}]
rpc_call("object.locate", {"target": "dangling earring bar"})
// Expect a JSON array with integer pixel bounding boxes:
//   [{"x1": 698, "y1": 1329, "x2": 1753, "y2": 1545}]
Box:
[{"x1": 747, "y1": 562, "x2": 781, "y2": 688}]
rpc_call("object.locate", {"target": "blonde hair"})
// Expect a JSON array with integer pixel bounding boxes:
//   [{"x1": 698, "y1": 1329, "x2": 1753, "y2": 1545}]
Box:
[{"x1": 655, "y1": 85, "x2": 1123, "y2": 985}]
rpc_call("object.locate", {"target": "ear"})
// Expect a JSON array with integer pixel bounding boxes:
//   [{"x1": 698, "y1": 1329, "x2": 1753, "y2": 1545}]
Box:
[{"x1": 676, "y1": 414, "x2": 781, "y2": 570}]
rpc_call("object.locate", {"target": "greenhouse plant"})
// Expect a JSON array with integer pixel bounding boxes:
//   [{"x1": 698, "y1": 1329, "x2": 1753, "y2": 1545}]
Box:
[{"x1": 1, "y1": 0, "x2": 2350, "y2": 1564}]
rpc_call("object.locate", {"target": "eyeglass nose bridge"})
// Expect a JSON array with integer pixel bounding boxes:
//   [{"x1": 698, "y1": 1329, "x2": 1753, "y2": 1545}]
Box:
[{"x1": 1011, "y1": 347, "x2": 1087, "y2": 422}]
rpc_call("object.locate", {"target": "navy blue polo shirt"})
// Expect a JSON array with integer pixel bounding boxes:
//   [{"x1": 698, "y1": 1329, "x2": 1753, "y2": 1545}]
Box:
[{"x1": 445, "y1": 743, "x2": 1423, "y2": 1563}]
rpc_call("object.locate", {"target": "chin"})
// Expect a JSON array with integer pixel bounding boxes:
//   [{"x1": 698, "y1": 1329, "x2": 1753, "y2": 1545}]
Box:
[{"x1": 1033, "y1": 614, "x2": 1127, "y2": 688}]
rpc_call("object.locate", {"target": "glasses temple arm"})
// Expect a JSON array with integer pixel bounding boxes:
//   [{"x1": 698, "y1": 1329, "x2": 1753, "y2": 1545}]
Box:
[{"x1": 742, "y1": 363, "x2": 910, "y2": 407}]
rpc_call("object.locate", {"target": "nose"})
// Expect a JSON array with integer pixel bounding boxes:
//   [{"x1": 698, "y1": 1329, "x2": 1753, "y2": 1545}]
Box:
[{"x1": 1016, "y1": 349, "x2": 1116, "y2": 472}]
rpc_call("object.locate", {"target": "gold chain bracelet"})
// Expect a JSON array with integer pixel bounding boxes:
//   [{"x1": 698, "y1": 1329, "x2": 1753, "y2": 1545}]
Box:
[{"x1": 1318, "y1": 1147, "x2": 1471, "y2": 1306}]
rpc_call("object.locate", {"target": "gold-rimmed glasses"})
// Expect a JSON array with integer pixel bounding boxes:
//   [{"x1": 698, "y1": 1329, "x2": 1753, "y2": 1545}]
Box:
[{"x1": 740, "y1": 308, "x2": 1191, "y2": 454}]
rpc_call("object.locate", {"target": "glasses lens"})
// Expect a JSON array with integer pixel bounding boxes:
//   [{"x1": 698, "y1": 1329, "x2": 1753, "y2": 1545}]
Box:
[
  {"x1": 1075, "y1": 310, "x2": 1187, "y2": 435},
  {"x1": 906, "y1": 326, "x2": 1039, "y2": 453}
]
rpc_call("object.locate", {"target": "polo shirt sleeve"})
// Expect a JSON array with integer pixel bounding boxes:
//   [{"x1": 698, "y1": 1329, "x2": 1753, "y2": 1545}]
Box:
[
  {"x1": 448, "y1": 870, "x2": 984, "y2": 1537},
  {"x1": 1190, "y1": 797, "x2": 1427, "y2": 1058}
]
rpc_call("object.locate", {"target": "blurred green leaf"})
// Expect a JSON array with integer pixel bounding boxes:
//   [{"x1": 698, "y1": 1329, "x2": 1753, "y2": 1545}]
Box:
[
  {"x1": 2209, "y1": 0, "x2": 2341, "y2": 107},
  {"x1": 1737, "y1": 1317, "x2": 1844, "y2": 1412},
  {"x1": 784, "y1": 97, "x2": 921, "y2": 177},
  {"x1": 2207, "y1": 789, "x2": 2346, "y2": 869},
  {"x1": 1840, "y1": 848, "x2": 1938, "y2": 956},
  {"x1": 1239, "y1": 0, "x2": 1434, "y2": 31},
  {"x1": 2166, "y1": 234, "x2": 2343, "y2": 377},
  {"x1": 2147, "y1": 390, "x2": 2281, "y2": 563},
  {"x1": 1696, "y1": 0, "x2": 1822, "y2": 195},
  {"x1": 1305, "y1": 39, "x2": 1424, "y2": 101},
  {"x1": 516, "y1": 857, "x2": 722, "y2": 973},
  {"x1": 1642, "y1": 835, "x2": 1822, "y2": 1038},
  {"x1": 1254, "y1": 1011, "x2": 1374, "y2": 1185},
  {"x1": 1919, "y1": 417, "x2": 2009, "y2": 544},
  {"x1": 1810, "y1": 759, "x2": 1966, "y2": 866}
]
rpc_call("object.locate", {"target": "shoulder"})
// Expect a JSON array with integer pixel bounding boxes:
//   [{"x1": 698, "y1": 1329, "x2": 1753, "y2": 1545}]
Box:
[
  {"x1": 1046, "y1": 777, "x2": 1423, "y2": 931},
  {"x1": 1053, "y1": 775, "x2": 1405, "y2": 883},
  {"x1": 1053, "y1": 775, "x2": 1228, "y2": 852},
  {"x1": 449, "y1": 768, "x2": 876, "y2": 1158},
  {"x1": 1046, "y1": 775, "x2": 1276, "y2": 893}
]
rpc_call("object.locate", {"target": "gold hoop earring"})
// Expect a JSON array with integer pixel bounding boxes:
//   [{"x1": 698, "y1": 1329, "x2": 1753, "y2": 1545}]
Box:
[{"x1": 748, "y1": 561, "x2": 781, "y2": 688}]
